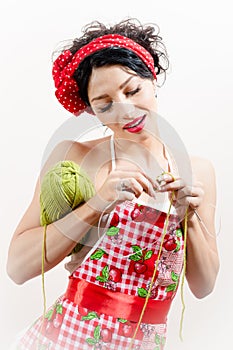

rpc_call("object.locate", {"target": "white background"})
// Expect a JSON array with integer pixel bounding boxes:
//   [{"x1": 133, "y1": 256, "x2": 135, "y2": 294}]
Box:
[{"x1": 0, "y1": 0, "x2": 232, "y2": 349}]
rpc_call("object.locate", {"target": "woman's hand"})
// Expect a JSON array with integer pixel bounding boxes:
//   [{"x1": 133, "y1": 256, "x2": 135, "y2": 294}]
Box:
[
  {"x1": 158, "y1": 158, "x2": 219, "y2": 299},
  {"x1": 89, "y1": 167, "x2": 157, "y2": 213},
  {"x1": 157, "y1": 172, "x2": 205, "y2": 220}
]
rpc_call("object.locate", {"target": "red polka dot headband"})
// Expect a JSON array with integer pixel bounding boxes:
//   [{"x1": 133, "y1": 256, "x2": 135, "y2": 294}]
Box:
[{"x1": 52, "y1": 34, "x2": 157, "y2": 116}]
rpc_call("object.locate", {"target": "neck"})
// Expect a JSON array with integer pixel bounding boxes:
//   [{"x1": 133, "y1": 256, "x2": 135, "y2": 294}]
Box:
[
  {"x1": 114, "y1": 131, "x2": 162, "y2": 154},
  {"x1": 113, "y1": 133, "x2": 169, "y2": 174}
]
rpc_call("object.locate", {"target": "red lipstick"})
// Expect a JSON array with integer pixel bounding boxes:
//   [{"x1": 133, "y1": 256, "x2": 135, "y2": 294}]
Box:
[{"x1": 123, "y1": 115, "x2": 146, "y2": 133}]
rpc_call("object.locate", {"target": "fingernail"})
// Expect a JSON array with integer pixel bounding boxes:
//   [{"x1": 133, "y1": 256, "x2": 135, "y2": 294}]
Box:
[
  {"x1": 162, "y1": 174, "x2": 171, "y2": 181},
  {"x1": 153, "y1": 184, "x2": 160, "y2": 191}
]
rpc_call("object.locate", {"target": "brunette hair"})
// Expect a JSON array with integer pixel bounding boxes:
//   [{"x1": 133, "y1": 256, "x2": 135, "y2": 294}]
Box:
[{"x1": 64, "y1": 18, "x2": 169, "y2": 106}]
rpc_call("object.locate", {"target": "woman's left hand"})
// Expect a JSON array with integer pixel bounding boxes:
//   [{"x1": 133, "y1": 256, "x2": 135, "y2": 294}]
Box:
[
  {"x1": 157, "y1": 173, "x2": 205, "y2": 219},
  {"x1": 155, "y1": 160, "x2": 219, "y2": 299}
]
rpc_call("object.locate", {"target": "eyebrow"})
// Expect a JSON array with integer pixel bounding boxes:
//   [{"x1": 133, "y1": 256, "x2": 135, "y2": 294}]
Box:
[{"x1": 90, "y1": 76, "x2": 134, "y2": 103}]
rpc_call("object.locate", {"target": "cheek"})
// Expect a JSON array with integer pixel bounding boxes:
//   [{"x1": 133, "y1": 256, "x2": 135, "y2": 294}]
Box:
[
  {"x1": 94, "y1": 112, "x2": 118, "y2": 127},
  {"x1": 140, "y1": 90, "x2": 157, "y2": 109}
]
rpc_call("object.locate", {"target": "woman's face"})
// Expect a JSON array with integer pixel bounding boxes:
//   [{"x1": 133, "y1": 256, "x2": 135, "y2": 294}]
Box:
[{"x1": 87, "y1": 65, "x2": 158, "y2": 138}]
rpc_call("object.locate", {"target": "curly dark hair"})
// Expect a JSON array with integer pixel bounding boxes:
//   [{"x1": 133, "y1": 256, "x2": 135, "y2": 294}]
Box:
[{"x1": 61, "y1": 18, "x2": 169, "y2": 106}]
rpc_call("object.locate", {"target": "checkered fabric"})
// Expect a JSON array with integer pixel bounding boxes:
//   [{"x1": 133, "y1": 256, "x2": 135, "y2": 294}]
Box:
[
  {"x1": 19, "y1": 298, "x2": 167, "y2": 350},
  {"x1": 74, "y1": 201, "x2": 184, "y2": 300},
  {"x1": 17, "y1": 200, "x2": 184, "y2": 350}
]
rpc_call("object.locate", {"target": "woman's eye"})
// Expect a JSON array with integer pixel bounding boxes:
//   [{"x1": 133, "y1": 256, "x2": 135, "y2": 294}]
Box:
[
  {"x1": 126, "y1": 87, "x2": 141, "y2": 96},
  {"x1": 98, "y1": 102, "x2": 113, "y2": 113}
]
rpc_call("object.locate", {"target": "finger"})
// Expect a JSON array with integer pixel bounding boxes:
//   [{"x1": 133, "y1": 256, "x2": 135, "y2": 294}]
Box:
[
  {"x1": 156, "y1": 173, "x2": 175, "y2": 187},
  {"x1": 159, "y1": 178, "x2": 185, "y2": 192},
  {"x1": 175, "y1": 186, "x2": 204, "y2": 201},
  {"x1": 117, "y1": 170, "x2": 156, "y2": 195},
  {"x1": 117, "y1": 190, "x2": 136, "y2": 202},
  {"x1": 116, "y1": 178, "x2": 143, "y2": 197},
  {"x1": 116, "y1": 166, "x2": 157, "y2": 185},
  {"x1": 186, "y1": 196, "x2": 203, "y2": 210},
  {"x1": 176, "y1": 196, "x2": 202, "y2": 210}
]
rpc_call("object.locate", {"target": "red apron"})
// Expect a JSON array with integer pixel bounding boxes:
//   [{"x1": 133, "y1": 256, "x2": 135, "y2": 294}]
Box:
[{"x1": 18, "y1": 200, "x2": 184, "y2": 350}]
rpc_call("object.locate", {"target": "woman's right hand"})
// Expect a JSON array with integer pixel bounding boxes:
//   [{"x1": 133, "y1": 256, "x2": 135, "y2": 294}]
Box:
[{"x1": 88, "y1": 166, "x2": 157, "y2": 213}]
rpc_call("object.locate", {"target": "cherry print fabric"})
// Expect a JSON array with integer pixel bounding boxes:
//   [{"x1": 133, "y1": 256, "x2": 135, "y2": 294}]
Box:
[
  {"x1": 17, "y1": 200, "x2": 184, "y2": 350},
  {"x1": 52, "y1": 34, "x2": 157, "y2": 116}
]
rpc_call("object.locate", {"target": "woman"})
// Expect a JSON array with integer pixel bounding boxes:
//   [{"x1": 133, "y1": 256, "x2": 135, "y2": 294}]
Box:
[{"x1": 7, "y1": 18, "x2": 219, "y2": 350}]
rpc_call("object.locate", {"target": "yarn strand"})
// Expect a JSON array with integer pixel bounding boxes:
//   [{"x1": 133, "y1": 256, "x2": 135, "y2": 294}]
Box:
[
  {"x1": 39, "y1": 161, "x2": 95, "y2": 347},
  {"x1": 127, "y1": 190, "x2": 175, "y2": 350},
  {"x1": 179, "y1": 208, "x2": 188, "y2": 341},
  {"x1": 39, "y1": 163, "x2": 189, "y2": 348},
  {"x1": 128, "y1": 171, "x2": 189, "y2": 349},
  {"x1": 37, "y1": 224, "x2": 47, "y2": 350},
  {"x1": 42, "y1": 224, "x2": 47, "y2": 319}
]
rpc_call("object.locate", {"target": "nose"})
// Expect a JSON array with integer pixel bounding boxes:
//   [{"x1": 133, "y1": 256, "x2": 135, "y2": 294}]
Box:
[{"x1": 112, "y1": 102, "x2": 136, "y2": 120}]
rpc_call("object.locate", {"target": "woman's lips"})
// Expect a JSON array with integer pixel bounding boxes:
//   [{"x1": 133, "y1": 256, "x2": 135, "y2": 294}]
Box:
[{"x1": 123, "y1": 115, "x2": 146, "y2": 133}]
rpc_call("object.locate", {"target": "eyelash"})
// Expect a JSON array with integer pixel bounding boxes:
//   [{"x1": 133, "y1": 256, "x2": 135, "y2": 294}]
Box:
[
  {"x1": 98, "y1": 86, "x2": 141, "y2": 113},
  {"x1": 98, "y1": 102, "x2": 112, "y2": 113},
  {"x1": 126, "y1": 86, "x2": 141, "y2": 96}
]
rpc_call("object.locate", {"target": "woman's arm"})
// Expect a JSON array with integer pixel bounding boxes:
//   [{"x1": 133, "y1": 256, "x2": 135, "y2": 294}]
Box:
[
  {"x1": 159, "y1": 156, "x2": 220, "y2": 298},
  {"x1": 6, "y1": 185, "x2": 101, "y2": 285},
  {"x1": 7, "y1": 140, "x2": 154, "y2": 285},
  {"x1": 6, "y1": 140, "x2": 102, "y2": 284},
  {"x1": 184, "y1": 157, "x2": 220, "y2": 298}
]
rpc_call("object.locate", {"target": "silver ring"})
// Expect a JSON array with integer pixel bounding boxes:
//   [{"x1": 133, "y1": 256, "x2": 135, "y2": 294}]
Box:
[
  {"x1": 120, "y1": 179, "x2": 135, "y2": 194},
  {"x1": 120, "y1": 180, "x2": 128, "y2": 191}
]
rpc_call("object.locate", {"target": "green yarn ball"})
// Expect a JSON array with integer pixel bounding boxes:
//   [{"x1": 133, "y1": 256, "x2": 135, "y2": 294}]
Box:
[{"x1": 40, "y1": 160, "x2": 95, "y2": 254}]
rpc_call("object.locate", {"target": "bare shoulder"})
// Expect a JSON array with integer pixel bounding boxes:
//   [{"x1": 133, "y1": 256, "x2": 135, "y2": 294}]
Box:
[
  {"x1": 67, "y1": 135, "x2": 111, "y2": 160},
  {"x1": 41, "y1": 135, "x2": 111, "y2": 176}
]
